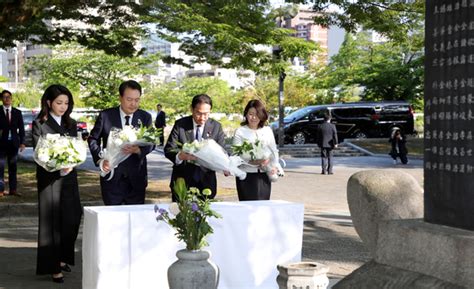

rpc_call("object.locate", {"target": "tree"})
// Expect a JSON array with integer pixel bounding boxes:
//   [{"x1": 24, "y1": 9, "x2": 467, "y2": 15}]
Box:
[
  {"x1": 297, "y1": 0, "x2": 425, "y2": 44},
  {"x1": 305, "y1": 32, "x2": 424, "y2": 108},
  {"x1": 0, "y1": 1, "x2": 146, "y2": 56},
  {"x1": 146, "y1": 77, "x2": 234, "y2": 119},
  {"x1": 2, "y1": 1, "x2": 318, "y2": 71},
  {"x1": 27, "y1": 44, "x2": 158, "y2": 109}
]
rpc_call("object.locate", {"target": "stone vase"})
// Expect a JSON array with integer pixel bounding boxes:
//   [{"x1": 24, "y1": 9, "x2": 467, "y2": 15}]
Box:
[
  {"x1": 277, "y1": 262, "x2": 329, "y2": 289},
  {"x1": 168, "y1": 249, "x2": 219, "y2": 289}
]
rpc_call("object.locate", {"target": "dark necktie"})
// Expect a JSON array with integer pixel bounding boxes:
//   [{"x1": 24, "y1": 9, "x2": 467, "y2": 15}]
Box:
[
  {"x1": 125, "y1": 115, "x2": 130, "y2": 126},
  {"x1": 6, "y1": 109, "x2": 10, "y2": 123},
  {"x1": 195, "y1": 125, "x2": 201, "y2": 141}
]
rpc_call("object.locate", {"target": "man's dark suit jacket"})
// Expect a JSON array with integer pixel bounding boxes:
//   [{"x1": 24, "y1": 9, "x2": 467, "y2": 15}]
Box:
[
  {"x1": 88, "y1": 107, "x2": 153, "y2": 205},
  {"x1": 164, "y1": 116, "x2": 225, "y2": 200},
  {"x1": 317, "y1": 122, "x2": 338, "y2": 149},
  {"x1": 154, "y1": 111, "x2": 166, "y2": 128},
  {"x1": 0, "y1": 106, "x2": 25, "y2": 149}
]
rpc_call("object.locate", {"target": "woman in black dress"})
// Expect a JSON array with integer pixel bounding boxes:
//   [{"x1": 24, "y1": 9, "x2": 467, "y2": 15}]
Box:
[{"x1": 33, "y1": 85, "x2": 82, "y2": 283}]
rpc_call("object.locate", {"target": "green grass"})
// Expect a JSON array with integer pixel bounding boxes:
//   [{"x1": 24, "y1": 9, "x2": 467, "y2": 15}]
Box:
[
  {"x1": 1, "y1": 161, "x2": 236, "y2": 203},
  {"x1": 349, "y1": 137, "x2": 423, "y2": 156}
]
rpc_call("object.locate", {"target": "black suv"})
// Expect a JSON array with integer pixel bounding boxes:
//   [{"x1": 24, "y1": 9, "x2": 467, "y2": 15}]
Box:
[{"x1": 271, "y1": 101, "x2": 415, "y2": 144}]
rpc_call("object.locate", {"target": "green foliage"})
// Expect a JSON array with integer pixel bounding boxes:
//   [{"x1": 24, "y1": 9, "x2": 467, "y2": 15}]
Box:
[
  {"x1": 147, "y1": 77, "x2": 234, "y2": 117},
  {"x1": 305, "y1": 32, "x2": 424, "y2": 107},
  {"x1": 0, "y1": 1, "x2": 146, "y2": 56},
  {"x1": 154, "y1": 178, "x2": 221, "y2": 250},
  {"x1": 26, "y1": 43, "x2": 158, "y2": 109},
  {"x1": 306, "y1": 0, "x2": 424, "y2": 45},
  {"x1": 9, "y1": 80, "x2": 42, "y2": 108},
  {"x1": 237, "y1": 75, "x2": 318, "y2": 116}
]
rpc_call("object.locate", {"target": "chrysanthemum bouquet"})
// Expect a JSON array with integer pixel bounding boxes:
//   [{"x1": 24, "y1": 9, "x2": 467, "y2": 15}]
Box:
[
  {"x1": 180, "y1": 139, "x2": 247, "y2": 180},
  {"x1": 34, "y1": 133, "x2": 87, "y2": 172},
  {"x1": 99, "y1": 125, "x2": 162, "y2": 180},
  {"x1": 154, "y1": 178, "x2": 221, "y2": 250},
  {"x1": 232, "y1": 139, "x2": 285, "y2": 182}
]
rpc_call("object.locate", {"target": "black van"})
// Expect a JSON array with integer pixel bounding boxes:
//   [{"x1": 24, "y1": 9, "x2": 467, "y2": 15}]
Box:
[{"x1": 271, "y1": 101, "x2": 415, "y2": 144}]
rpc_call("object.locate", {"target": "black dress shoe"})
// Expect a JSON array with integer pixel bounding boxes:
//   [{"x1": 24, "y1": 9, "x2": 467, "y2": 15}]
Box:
[
  {"x1": 321, "y1": 172, "x2": 327, "y2": 175},
  {"x1": 61, "y1": 264, "x2": 71, "y2": 272},
  {"x1": 52, "y1": 276, "x2": 64, "y2": 283}
]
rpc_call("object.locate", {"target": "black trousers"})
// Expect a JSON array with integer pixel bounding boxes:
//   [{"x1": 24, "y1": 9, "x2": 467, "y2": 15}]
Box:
[
  {"x1": 321, "y1": 148, "x2": 334, "y2": 174},
  {"x1": 236, "y1": 172, "x2": 271, "y2": 201},
  {"x1": 391, "y1": 152, "x2": 408, "y2": 164},
  {"x1": 0, "y1": 141, "x2": 19, "y2": 192},
  {"x1": 36, "y1": 168, "x2": 82, "y2": 275}
]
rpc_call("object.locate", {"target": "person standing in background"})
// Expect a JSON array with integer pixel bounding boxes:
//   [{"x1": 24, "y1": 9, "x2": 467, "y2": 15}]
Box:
[
  {"x1": 316, "y1": 111, "x2": 338, "y2": 175},
  {"x1": 0, "y1": 90, "x2": 25, "y2": 197},
  {"x1": 154, "y1": 103, "x2": 166, "y2": 146},
  {"x1": 389, "y1": 128, "x2": 408, "y2": 165}
]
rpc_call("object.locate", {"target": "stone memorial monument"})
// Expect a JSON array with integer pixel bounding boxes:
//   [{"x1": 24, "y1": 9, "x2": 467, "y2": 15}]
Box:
[{"x1": 335, "y1": 1, "x2": 474, "y2": 288}]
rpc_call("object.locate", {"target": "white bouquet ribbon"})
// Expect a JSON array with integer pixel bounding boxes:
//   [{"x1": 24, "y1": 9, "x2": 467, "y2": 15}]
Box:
[
  {"x1": 182, "y1": 139, "x2": 247, "y2": 180},
  {"x1": 34, "y1": 133, "x2": 87, "y2": 172},
  {"x1": 99, "y1": 126, "x2": 159, "y2": 181}
]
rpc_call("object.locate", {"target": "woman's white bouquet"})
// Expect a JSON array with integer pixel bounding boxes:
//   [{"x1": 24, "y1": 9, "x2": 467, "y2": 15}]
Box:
[
  {"x1": 34, "y1": 133, "x2": 87, "y2": 172},
  {"x1": 181, "y1": 139, "x2": 247, "y2": 180},
  {"x1": 232, "y1": 139, "x2": 285, "y2": 182},
  {"x1": 99, "y1": 125, "x2": 161, "y2": 180}
]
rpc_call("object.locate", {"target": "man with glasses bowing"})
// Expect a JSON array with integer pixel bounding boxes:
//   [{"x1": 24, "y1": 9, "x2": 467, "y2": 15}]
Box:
[
  {"x1": 88, "y1": 80, "x2": 153, "y2": 205},
  {"x1": 164, "y1": 94, "x2": 226, "y2": 201}
]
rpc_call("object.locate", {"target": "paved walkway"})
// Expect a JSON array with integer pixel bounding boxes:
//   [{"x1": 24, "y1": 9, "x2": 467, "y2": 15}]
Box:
[{"x1": 0, "y1": 148, "x2": 424, "y2": 288}]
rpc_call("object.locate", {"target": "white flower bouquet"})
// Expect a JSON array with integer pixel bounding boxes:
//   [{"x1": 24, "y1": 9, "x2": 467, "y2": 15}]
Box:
[
  {"x1": 181, "y1": 139, "x2": 247, "y2": 180},
  {"x1": 34, "y1": 133, "x2": 87, "y2": 172},
  {"x1": 99, "y1": 125, "x2": 161, "y2": 180},
  {"x1": 232, "y1": 139, "x2": 285, "y2": 182}
]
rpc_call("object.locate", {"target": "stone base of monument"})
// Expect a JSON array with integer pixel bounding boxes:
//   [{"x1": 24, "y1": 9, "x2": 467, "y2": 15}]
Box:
[
  {"x1": 334, "y1": 219, "x2": 474, "y2": 289},
  {"x1": 276, "y1": 262, "x2": 330, "y2": 289}
]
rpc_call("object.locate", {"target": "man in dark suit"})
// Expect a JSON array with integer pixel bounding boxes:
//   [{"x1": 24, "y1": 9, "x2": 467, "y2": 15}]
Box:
[
  {"x1": 316, "y1": 111, "x2": 338, "y2": 175},
  {"x1": 164, "y1": 94, "x2": 226, "y2": 201},
  {"x1": 0, "y1": 90, "x2": 25, "y2": 197},
  {"x1": 154, "y1": 103, "x2": 166, "y2": 146},
  {"x1": 88, "y1": 80, "x2": 153, "y2": 205}
]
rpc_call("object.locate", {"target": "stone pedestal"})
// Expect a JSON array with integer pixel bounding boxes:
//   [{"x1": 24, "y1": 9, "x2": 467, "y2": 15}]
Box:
[
  {"x1": 334, "y1": 219, "x2": 474, "y2": 289},
  {"x1": 276, "y1": 262, "x2": 329, "y2": 289}
]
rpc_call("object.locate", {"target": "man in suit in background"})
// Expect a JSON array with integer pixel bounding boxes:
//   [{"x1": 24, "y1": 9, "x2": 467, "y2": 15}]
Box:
[
  {"x1": 164, "y1": 94, "x2": 226, "y2": 201},
  {"x1": 316, "y1": 111, "x2": 338, "y2": 175},
  {"x1": 88, "y1": 80, "x2": 153, "y2": 205},
  {"x1": 0, "y1": 90, "x2": 25, "y2": 197},
  {"x1": 154, "y1": 103, "x2": 166, "y2": 146}
]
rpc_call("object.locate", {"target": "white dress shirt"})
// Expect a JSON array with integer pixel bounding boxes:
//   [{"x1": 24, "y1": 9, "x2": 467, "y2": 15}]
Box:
[
  {"x1": 50, "y1": 113, "x2": 62, "y2": 126},
  {"x1": 232, "y1": 125, "x2": 280, "y2": 173},
  {"x1": 119, "y1": 107, "x2": 134, "y2": 128}
]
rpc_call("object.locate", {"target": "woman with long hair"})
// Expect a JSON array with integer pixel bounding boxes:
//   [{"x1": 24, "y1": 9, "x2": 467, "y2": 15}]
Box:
[{"x1": 33, "y1": 84, "x2": 82, "y2": 283}]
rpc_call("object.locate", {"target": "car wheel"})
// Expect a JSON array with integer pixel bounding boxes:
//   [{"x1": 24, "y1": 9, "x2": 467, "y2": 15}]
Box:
[
  {"x1": 352, "y1": 130, "x2": 368, "y2": 139},
  {"x1": 292, "y1": 132, "x2": 307, "y2": 144}
]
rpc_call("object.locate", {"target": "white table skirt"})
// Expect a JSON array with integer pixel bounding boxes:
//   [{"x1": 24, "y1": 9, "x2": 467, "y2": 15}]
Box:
[{"x1": 82, "y1": 200, "x2": 304, "y2": 289}]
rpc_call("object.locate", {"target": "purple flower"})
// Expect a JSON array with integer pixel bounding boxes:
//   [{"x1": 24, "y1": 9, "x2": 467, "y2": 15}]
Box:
[
  {"x1": 156, "y1": 215, "x2": 163, "y2": 221},
  {"x1": 191, "y1": 202, "x2": 199, "y2": 212},
  {"x1": 195, "y1": 216, "x2": 200, "y2": 222},
  {"x1": 159, "y1": 208, "x2": 168, "y2": 215},
  {"x1": 154, "y1": 204, "x2": 159, "y2": 213}
]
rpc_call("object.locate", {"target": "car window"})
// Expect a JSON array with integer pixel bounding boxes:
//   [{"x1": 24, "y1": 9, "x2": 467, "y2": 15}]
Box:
[
  {"x1": 332, "y1": 107, "x2": 373, "y2": 118},
  {"x1": 382, "y1": 105, "x2": 409, "y2": 114},
  {"x1": 284, "y1": 107, "x2": 315, "y2": 121}
]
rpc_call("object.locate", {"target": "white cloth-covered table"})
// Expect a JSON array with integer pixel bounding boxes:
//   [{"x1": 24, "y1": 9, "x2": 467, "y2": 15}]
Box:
[{"x1": 82, "y1": 200, "x2": 304, "y2": 289}]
